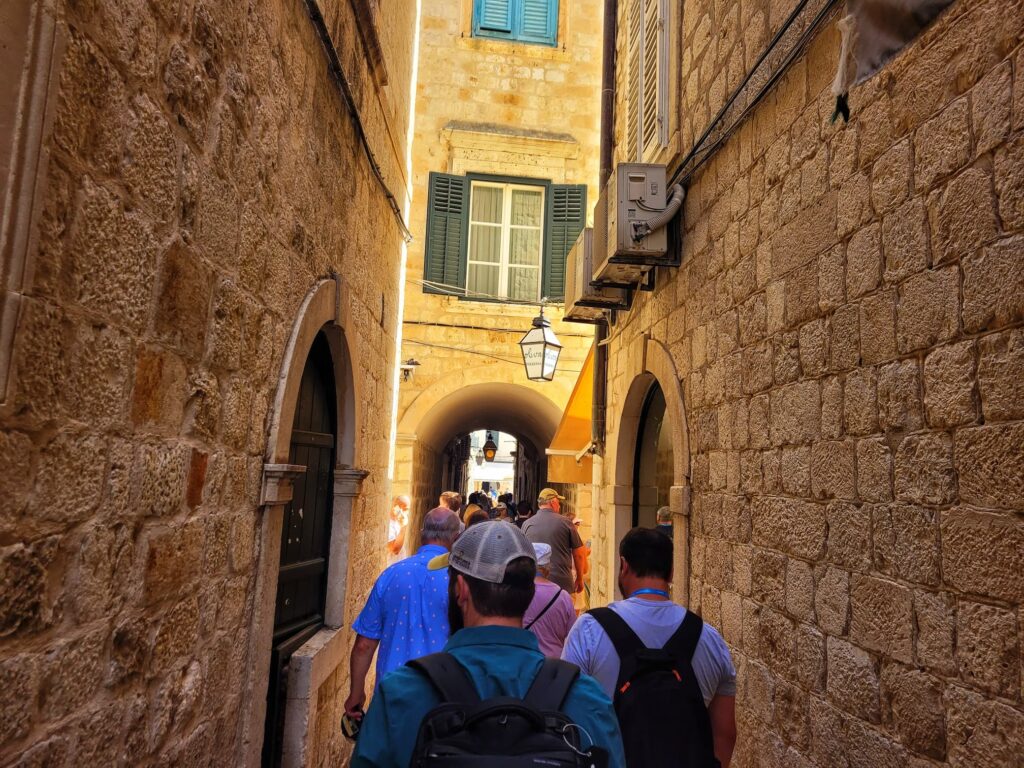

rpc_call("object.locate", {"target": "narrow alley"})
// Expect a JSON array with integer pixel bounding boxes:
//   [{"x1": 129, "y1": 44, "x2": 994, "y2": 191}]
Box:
[{"x1": 1, "y1": 0, "x2": 1022, "y2": 766}]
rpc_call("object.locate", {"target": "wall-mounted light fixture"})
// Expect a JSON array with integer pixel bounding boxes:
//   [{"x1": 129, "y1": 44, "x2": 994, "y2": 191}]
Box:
[{"x1": 519, "y1": 308, "x2": 562, "y2": 381}]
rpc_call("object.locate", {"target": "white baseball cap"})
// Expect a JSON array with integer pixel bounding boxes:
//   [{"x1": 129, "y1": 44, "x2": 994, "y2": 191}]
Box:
[
  {"x1": 532, "y1": 543, "x2": 552, "y2": 568},
  {"x1": 428, "y1": 520, "x2": 536, "y2": 583}
]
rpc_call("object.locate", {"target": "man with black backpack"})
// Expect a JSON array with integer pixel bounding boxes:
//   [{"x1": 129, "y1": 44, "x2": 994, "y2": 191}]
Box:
[
  {"x1": 562, "y1": 527, "x2": 737, "y2": 768},
  {"x1": 351, "y1": 521, "x2": 625, "y2": 767}
]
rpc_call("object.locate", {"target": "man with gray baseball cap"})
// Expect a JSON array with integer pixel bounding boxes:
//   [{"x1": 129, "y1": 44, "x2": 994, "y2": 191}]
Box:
[{"x1": 351, "y1": 521, "x2": 625, "y2": 767}]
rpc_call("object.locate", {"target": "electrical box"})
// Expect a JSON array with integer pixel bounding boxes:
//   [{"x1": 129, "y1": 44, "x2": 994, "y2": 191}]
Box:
[
  {"x1": 564, "y1": 228, "x2": 631, "y2": 323},
  {"x1": 592, "y1": 163, "x2": 677, "y2": 286}
]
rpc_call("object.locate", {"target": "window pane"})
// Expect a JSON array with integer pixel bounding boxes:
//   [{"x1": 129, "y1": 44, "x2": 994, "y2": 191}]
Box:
[
  {"x1": 510, "y1": 189, "x2": 543, "y2": 226},
  {"x1": 469, "y1": 224, "x2": 501, "y2": 263},
  {"x1": 471, "y1": 185, "x2": 504, "y2": 224},
  {"x1": 468, "y1": 263, "x2": 500, "y2": 296},
  {"x1": 509, "y1": 228, "x2": 541, "y2": 266},
  {"x1": 508, "y1": 267, "x2": 540, "y2": 302}
]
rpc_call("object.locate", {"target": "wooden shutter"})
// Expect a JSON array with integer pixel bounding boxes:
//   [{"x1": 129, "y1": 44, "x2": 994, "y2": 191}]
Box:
[
  {"x1": 477, "y1": 0, "x2": 513, "y2": 32},
  {"x1": 626, "y1": 0, "x2": 642, "y2": 161},
  {"x1": 543, "y1": 184, "x2": 587, "y2": 301},
  {"x1": 519, "y1": 0, "x2": 558, "y2": 45},
  {"x1": 423, "y1": 172, "x2": 469, "y2": 295},
  {"x1": 641, "y1": 0, "x2": 663, "y2": 155}
]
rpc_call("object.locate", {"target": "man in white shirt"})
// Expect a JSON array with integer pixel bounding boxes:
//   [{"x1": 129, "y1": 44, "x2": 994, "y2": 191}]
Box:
[{"x1": 387, "y1": 495, "x2": 410, "y2": 565}]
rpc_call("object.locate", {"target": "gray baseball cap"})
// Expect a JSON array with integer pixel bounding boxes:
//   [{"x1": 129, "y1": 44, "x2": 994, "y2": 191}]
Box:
[{"x1": 428, "y1": 520, "x2": 536, "y2": 583}]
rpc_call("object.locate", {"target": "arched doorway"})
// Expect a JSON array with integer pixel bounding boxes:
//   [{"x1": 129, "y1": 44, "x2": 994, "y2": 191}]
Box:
[
  {"x1": 262, "y1": 332, "x2": 337, "y2": 767},
  {"x1": 632, "y1": 381, "x2": 674, "y2": 529}
]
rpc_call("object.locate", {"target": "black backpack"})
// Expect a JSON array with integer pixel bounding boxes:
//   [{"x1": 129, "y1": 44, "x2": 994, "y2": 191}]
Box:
[
  {"x1": 588, "y1": 607, "x2": 719, "y2": 768},
  {"x1": 406, "y1": 652, "x2": 600, "y2": 767}
]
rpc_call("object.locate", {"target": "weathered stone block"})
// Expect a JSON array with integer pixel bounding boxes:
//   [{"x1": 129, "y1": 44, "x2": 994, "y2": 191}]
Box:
[
  {"x1": 915, "y1": 97, "x2": 971, "y2": 191},
  {"x1": 153, "y1": 597, "x2": 200, "y2": 672},
  {"x1": 838, "y1": 171, "x2": 872, "y2": 239},
  {"x1": 826, "y1": 501, "x2": 871, "y2": 571},
  {"x1": 0, "y1": 538, "x2": 61, "y2": 636},
  {"x1": 827, "y1": 637, "x2": 880, "y2": 722},
  {"x1": 962, "y1": 236, "x2": 1024, "y2": 332},
  {"x1": 795, "y1": 623, "x2": 825, "y2": 693},
  {"x1": 0, "y1": 431, "x2": 34, "y2": 522},
  {"x1": 779, "y1": 446, "x2": 811, "y2": 496},
  {"x1": 955, "y1": 423, "x2": 1024, "y2": 509},
  {"x1": 945, "y1": 684, "x2": 1024, "y2": 766},
  {"x1": 859, "y1": 289, "x2": 897, "y2": 365},
  {"x1": 881, "y1": 197, "x2": 929, "y2": 284},
  {"x1": 856, "y1": 439, "x2": 892, "y2": 503},
  {"x1": 752, "y1": 548, "x2": 786, "y2": 611},
  {"x1": 810, "y1": 440, "x2": 855, "y2": 500},
  {"x1": 758, "y1": 606, "x2": 796, "y2": 675},
  {"x1": 798, "y1": 319, "x2": 827, "y2": 378},
  {"x1": 743, "y1": 341, "x2": 774, "y2": 394},
  {"x1": 877, "y1": 359, "x2": 923, "y2": 432},
  {"x1": 815, "y1": 566, "x2": 850, "y2": 636},
  {"x1": 871, "y1": 504, "x2": 940, "y2": 586},
  {"x1": 108, "y1": 617, "x2": 150, "y2": 686},
  {"x1": 923, "y1": 341, "x2": 977, "y2": 427},
  {"x1": 769, "y1": 381, "x2": 820, "y2": 446},
  {"x1": 784, "y1": 263, "x2": 820, "y2": 328},
  {"x1": 751, "y1": 497, "x2": 826, "y2": 560},
  {"x1": 846, "y1": 224, "x2": 882, "y2": 299},
  {"x1": 131, "y1": 346, "x2": 188, "y2": 431},
  {"x1": 894, "y1": 433, "x2": 956, "y2": 506},
  {"x1": 871, "y1": 139, "x2": 911, "y2": 215},
  {"x1": 144, "y1": 521, "x2": 203, "y2": 604},
  {"x1": 30, "y1": 432, "x2": 107, "y2": 526},
  {"x1": 928, "y1": 166, "x2": 999, "y2": 265},
  {"x1": 771, "y1": 192, "x2": 838, "y2": 277},
  {"x1": 774, "y1": 678, "x2": 810, "y2": 750},
  {"x1": 881, "y1": 665, "x2": 946, "y2": 759},
  {"x1": 941, "y1": 507, "x2": 1024, "y2": 603},
  {"x1": 897, "y1": 266, "x2": 960, "y2": 353},
  {"x1": 0, "y1": 653, "x2": 39, "y2": 744},
  {"x1": 821, "y1": 376, "x2": 843, "y2": 440},
  {"x1": 914, "y1": 590, "x2": 956, "y2": 676},
  {"x1": 829, "y1": 304, "x2": 861, "y2": 371},
  {"x1": 972, "y1": 61, "x2": 1011, "y2": 155},
  {"x1": 40, "y1": 630, "x2": 105, "y2": 721},
  {"x1": 132, "y1": 442, "x2": 189, "y2": 518},
  {"x1": 843, "y1": 368, "x2": 877, "y2": 436},
  {"x1": 994, "y1": 134, "x2": 1024, "y2": 231},
  {"x1": 785, "y1": 558, "x2": 814, "y2": 622},
  {"x1": 850, "y1": 575, "x2": 914, "y2": 663},
  {"x1": 977, "y1": 328, "x2": 1024, "y2": 422},
  {"x1": 956, "y1": 600, "x2": 1020, "y2": 698},
  {"x1": 818, "y1": 244, "x2": 845, "y2": 312}
]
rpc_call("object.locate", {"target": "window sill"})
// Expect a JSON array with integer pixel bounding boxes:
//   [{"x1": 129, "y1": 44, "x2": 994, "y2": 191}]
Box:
[{"x1": 455, "y1": 34, "x2": 570, "y2": 62}]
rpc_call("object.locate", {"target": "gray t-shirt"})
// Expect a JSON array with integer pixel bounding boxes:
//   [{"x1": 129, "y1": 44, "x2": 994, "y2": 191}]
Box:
[
  {"x1": 561, "y1": 597, "x2": 737, "y2": 705},
  {"x1": 522, "y1": 509, "x2": 582, "y2": 593}
]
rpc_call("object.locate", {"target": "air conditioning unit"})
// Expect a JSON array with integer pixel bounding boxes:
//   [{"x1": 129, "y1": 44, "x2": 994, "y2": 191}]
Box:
[
  {"x1": 592, "y1": 164, "x2": 684, "y2": 286},
  {"x1": 564, "y1": 228, "x2": 630, "y2": 323}
]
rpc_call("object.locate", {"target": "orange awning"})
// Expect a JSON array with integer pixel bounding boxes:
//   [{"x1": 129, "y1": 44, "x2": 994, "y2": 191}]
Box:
[{"x1": 546, "y1": 345, "x2": 594, "y2": 485}]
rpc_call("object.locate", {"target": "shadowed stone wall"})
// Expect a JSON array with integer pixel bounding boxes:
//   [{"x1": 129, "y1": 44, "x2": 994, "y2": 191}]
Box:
[
  {"x1": 598, "y1": 0, "x2": 1024, "y2": 765},
  {"x1": 0, "y1": 0, "x2": 414, "y2": 764}
]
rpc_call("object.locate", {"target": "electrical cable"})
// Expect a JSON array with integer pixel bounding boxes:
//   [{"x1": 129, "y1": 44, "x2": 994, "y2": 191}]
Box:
[
  {"x1": 303, "y1": 0, "x2": 413, "y2": 242},
  {"x1": 402, "y1": 339, "x2": 584, "y2": 373},
  {"x1": 403, "y1": 319, "x2": 594, "y2": 339}
]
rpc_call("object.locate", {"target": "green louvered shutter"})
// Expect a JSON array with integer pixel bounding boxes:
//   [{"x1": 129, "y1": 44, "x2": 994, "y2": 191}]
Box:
[
  {"x1": 423, "y1": 173, "x2": 469, "y2": 295},
  {"x1": 477, "y1": 0, "x2": 513, "y2": 33},
  {"x1": 519, "y1": 0, "x2": 558, "y2": 45},
  {"x1": 543, "y1": 184, "x2": 586, "y2": 301}
]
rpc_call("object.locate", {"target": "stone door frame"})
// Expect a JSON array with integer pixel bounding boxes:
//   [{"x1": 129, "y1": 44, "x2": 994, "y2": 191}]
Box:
[
  {"x1": 608, "y1": 336, "x2": 691, "y2": 604},
  {"x1": 240, "y1": 277, "x2": 367, "y2": 767}
]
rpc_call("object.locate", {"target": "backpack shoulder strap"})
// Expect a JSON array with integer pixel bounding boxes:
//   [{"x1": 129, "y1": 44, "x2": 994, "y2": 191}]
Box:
[
  {"x1": 406, "y1": 652, "x2": 481, "y2": 704},
  {"x1": 524, "y1": 589, "x2": 564, "y2": 630},
  {"x1": 523, "y1": 658, "x2": 580, "y2": 711},
  {"x1": 662, "y1": 610, "x2": 704, "y2": 663},
  {"x1": 587, "y1": 607, "x2": 645, "y2": 658}
]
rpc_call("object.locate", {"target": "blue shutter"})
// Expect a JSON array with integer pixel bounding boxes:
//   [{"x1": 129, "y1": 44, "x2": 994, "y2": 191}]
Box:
[
  {"x1": 423, "y1": 173, "x2": 469, "y2": 295},
  {"x1": 518, "y1": 0, "x2": 558, "y2": 45},
  {"x1": 475, "y1": 0, "x2": 513, "y2": 33},
  {"x1": 543, "y1": 184, "x2": 586, "y2": 301}
]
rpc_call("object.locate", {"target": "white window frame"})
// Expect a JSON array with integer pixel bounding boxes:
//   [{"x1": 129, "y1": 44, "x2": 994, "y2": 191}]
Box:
[{"x1": 466, "y1": 181, "x2": 546, "y2": 301}]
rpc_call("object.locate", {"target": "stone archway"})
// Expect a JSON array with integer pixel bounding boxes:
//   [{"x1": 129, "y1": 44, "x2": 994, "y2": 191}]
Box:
[
  {"x1": 240, "y1": 276, "x2": 367, "y2": 768},
  {"x1": 602, "y1": 336, "x2": 690, "y2": 605}
]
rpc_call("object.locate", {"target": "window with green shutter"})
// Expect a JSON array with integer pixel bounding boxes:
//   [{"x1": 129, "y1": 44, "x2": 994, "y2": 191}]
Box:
[
  {"x1": 473, "y1": 0, "x2": 559, "y2": 46},
  {"x1": 422, "y1": 174, "x2": 586, "y2": 303}
]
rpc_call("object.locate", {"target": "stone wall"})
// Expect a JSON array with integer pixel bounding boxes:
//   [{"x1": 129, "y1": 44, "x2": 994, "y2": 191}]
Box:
[
  {"x1": 0, "y1": 0, "x2": 414, "y2": 764},
  {"x1": 599, "y1": 0, "x2": 1024, "y2": 765},
  {"x1": 394, "y1": 0, "x2": 603, "y2": 514}
]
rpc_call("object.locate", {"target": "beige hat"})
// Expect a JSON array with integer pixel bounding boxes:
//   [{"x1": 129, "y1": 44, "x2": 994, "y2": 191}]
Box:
[
  {"x1": 537, "y1": 487, "x2": 565, "y2": 503},
  {"x1": 428, "y1": 520, "x2": 536, "y2": 583}
]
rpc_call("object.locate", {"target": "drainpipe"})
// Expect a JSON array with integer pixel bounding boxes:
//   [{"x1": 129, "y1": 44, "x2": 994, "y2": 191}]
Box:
[{"x1": 592, "y1": 0, "x2": 616, "y2": 455}]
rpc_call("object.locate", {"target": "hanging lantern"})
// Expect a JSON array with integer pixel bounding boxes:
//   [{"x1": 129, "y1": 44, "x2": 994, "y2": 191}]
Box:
[
  {"x1": 519, "y1": 308, "x2": 562, "y2": 382},
  {"x1": 482, "y1": 432, "x2": 498, "y2": 462}
]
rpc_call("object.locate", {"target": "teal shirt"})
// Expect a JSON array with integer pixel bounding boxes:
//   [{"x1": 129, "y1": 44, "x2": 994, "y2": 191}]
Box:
[{"x1": 352, "y1": 626, "x2": 626, "y2": 767}]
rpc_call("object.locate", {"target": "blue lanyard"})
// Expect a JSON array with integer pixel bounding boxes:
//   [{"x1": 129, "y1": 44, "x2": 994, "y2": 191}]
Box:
[{"x1": 630, "y1": 588, "x2": 670, "y2": 599}]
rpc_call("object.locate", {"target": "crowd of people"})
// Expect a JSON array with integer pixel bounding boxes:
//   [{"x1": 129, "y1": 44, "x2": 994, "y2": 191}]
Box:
[{"x1": 346, "y1": 488, "x2": 735, "y2": 767}]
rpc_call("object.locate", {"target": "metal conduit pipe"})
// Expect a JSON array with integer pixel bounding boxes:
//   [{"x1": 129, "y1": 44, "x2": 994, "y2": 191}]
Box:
[{"x1": 592, "y1": 0, "x2": 617, "y2": 453}]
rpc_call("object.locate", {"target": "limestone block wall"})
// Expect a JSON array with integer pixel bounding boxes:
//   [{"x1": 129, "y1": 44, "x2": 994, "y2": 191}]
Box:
[
  {"x1": 395, "y1": 0, "x2": 602, "y2": 513},
  {"x1": 0, "y1": 0, "x2": 414, "y2": 764},
  {"x1": 599, "y1": 0, "x2": 1024, "y2": 765}
]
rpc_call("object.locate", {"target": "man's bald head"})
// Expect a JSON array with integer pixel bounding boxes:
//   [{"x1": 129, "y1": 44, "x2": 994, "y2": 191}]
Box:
[
  {"x1": 421, "y1": 506, "x2": 461, "y2": 549},
  {"x1": 394, "y1": 495, "x2": 411, "y2": 510}
]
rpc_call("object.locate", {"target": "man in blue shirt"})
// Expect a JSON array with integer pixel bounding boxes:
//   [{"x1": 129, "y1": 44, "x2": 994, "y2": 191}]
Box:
[
  {"x1": 344, "y1": 506, "x2": 461, "y2": 718},
  {"x1": 352, "y1": 521, "x2": 625, "y2": 767}
]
